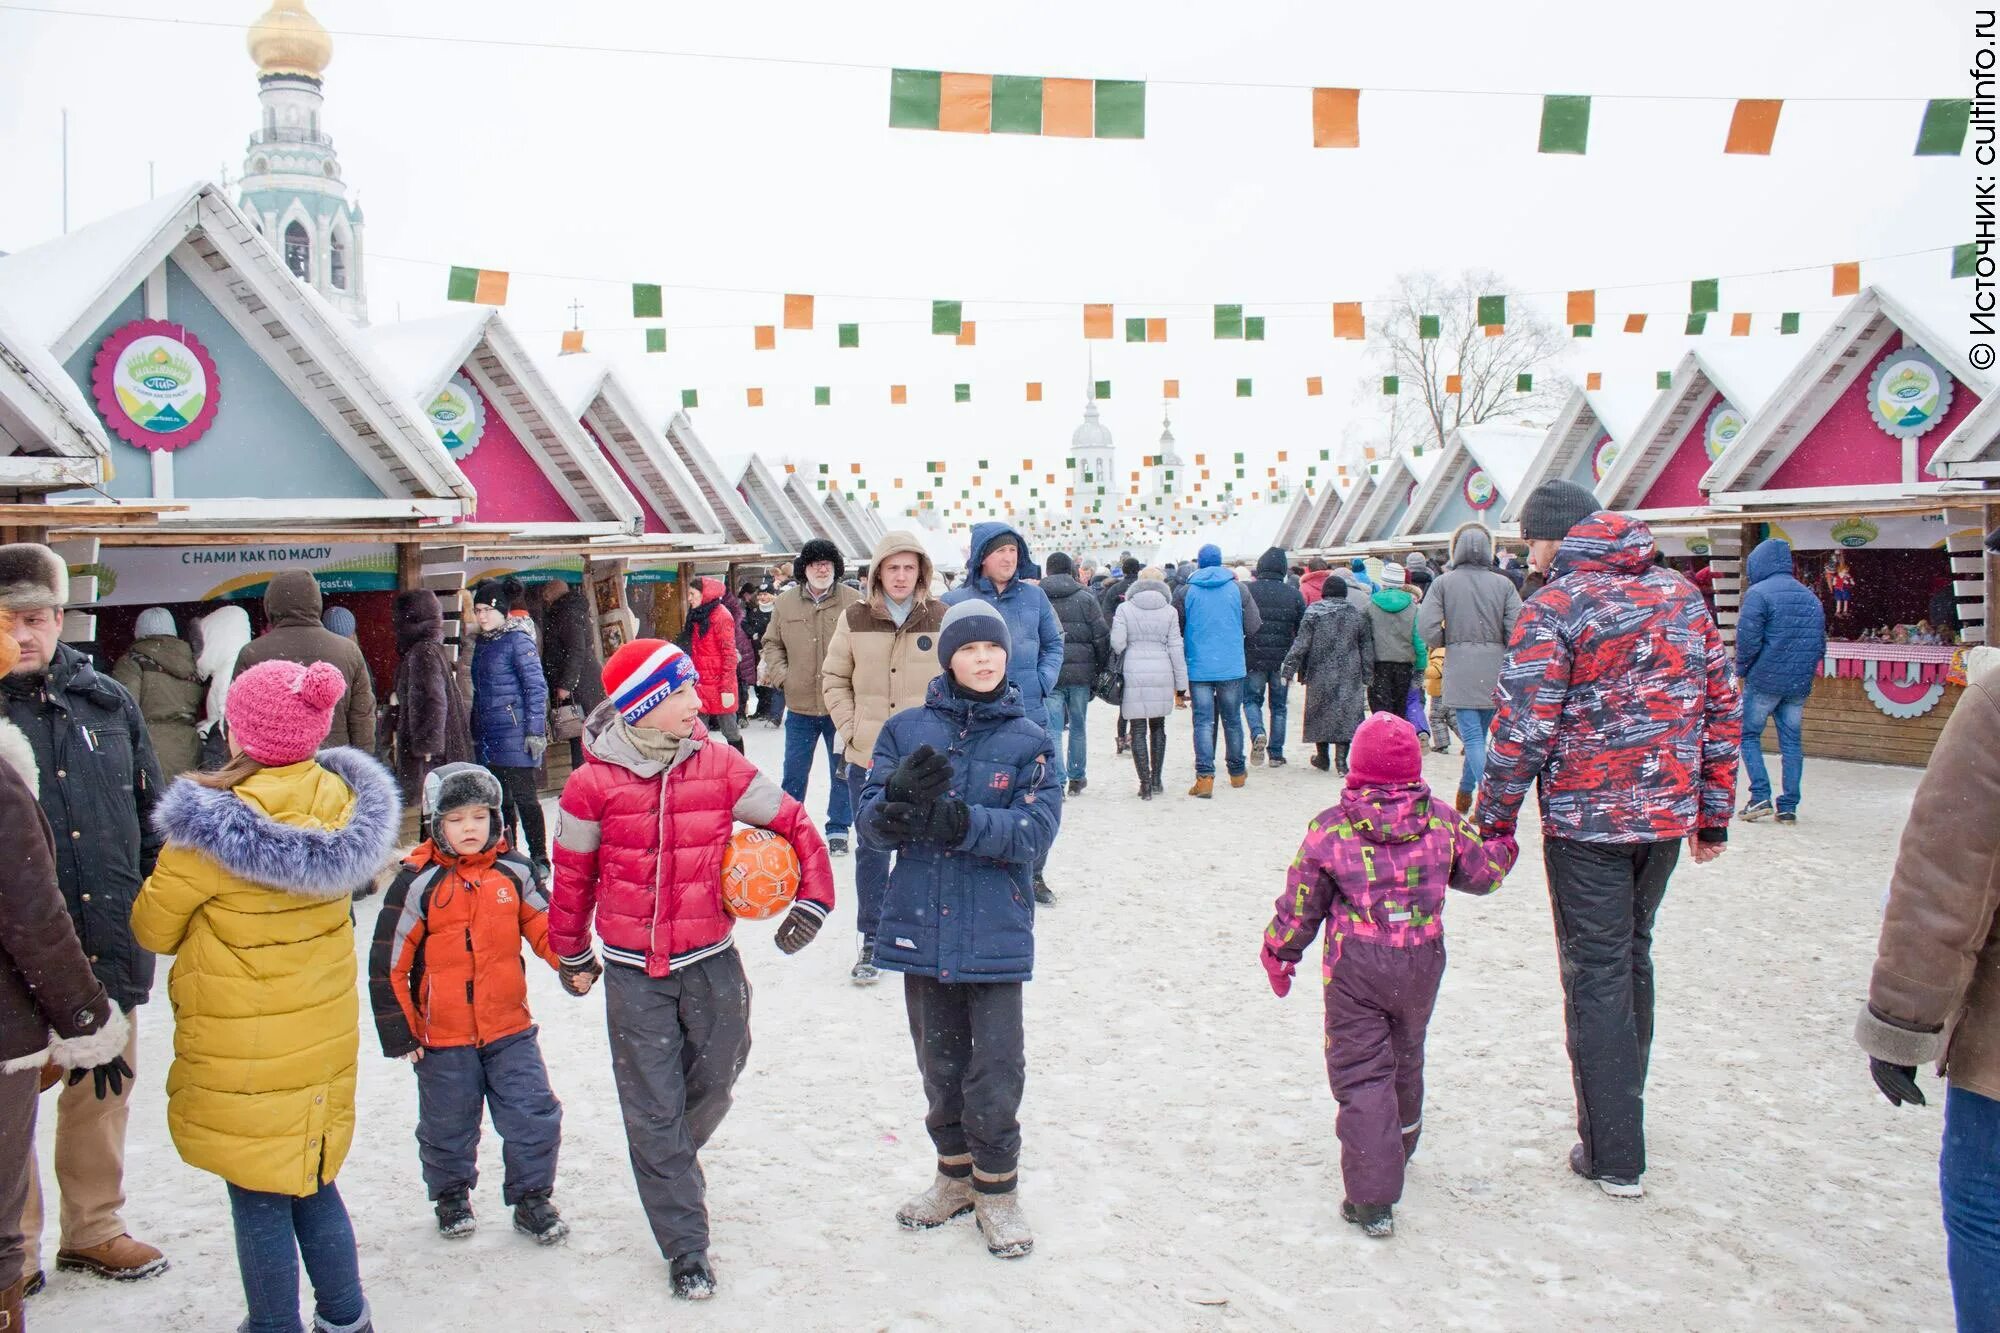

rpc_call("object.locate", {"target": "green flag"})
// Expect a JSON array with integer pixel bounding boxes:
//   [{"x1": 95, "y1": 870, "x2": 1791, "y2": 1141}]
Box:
[
  {"x1": 1419, "y1": 314, "x2": 1440, "y2": 340},
  {"x1": 1245, "y1": 316, "x2": 1265, "y2": 341},
  {"x1": 838, "y1": 323, "x2": 860, "y2": 348},
  {"x1": 645, "y1": 329, "x2": 667, "y2": 354},
  {"x1": 1094, "y1": 80, "x2": 1146, "y2": 139},
  {"x1": 681, "y1": 389, "x2": 698, "y2": 409},
  {"x1": 1954, "y1": 243, "x2": 1980, "y2": 279},
  {"x1": 1572, "y1": 324, "x2": 1593, "y2": 338},
  {"x1": 1126, "y1": 317, "x2": 1147, "y2": 342},
  {"x1": 890, "y1": 69, "x2": 943, "y2": 129},
  {"x1": 1236, "y1": 379, "x2": 1252, "y2": 398},
  {"x1": 1780, "y1": 312, "x2": 1801, "y2": 334},
  {"x1": 1382, "y1": 375, "x2": 1399, "y2": 395},
  {"x1": 992, "y1": 75, "x2": 1043, "y2": 134},
  {"x1": 1916, "y1": 99, "x2": 1971, "y2": 155},
  {"x1": 933, "y1": 301, "x2": 963, "y2": 335},
  {"x1": 1095, "y1": 379, "x2": 1111, "y2": 400},
  {"x1": 814, "y1": 386, "x2": 830, "y2": 406},
  {"x1": 1215, "y1": 304, "x2": 1243, "y2": 339},
  {"x1": 1516, "y1": 373, "x2": 1533, "y2": 392},
  {"x1": 1686, "y1": 313, "x2": 1708, "y2": 335},
  {"x1": 955, "y1": 384, "x2": 971, "y2": 403},
  {"x1": 1477, "y1": 294, "x2": 1506, "y2": 326},
  {"x1": 1656, "y1": 371, "x2": 1672, "y2": 390},
  {"x1": 632, "y1": 284, "x2": 663, "y2": 319},
  {"x1": 1538, "y1": 94, "x2": 1590, "y2": 154},
  {"x1": 1690, "y1": 278, "x2": 1719, "y2": 313}
]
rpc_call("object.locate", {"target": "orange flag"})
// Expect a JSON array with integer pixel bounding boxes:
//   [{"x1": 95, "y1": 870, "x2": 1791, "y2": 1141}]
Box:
[
  {"x1": 1332, "y1": 302, "x2": 1365, "y2": 339},
  {"x1": 890, "y1": 385, "x2": 908, "y2": 405},
  {"x1": 1083, "y1": 304, "x2": 1114, "y2": 339},
  {"x1": 754, "y1": 325, "x2": 776, "y2": 350},
  {"x1": 1146, "y1": 317, "x2": 1167, "y2": 342},
  {"x1": 1731, "y1": 312, "x2": 1752, "y2": 336},
  {"x1": 1163, "y1": 379, "x2": 1180, "y2": 399},
  {"x1": 1312, "y1": 88, "x2": 1361, "y2": 148},
  {"x1": 1446, "y1": 374, "x2": 1463, "y2": 395},
  {"x1": 1586, "y1": 371, "x2": 1602, "y2": 390},
  {"x1": 1624, "y1": 314, "x2": 1648, "y2": 334},
  {"x1": 746, "y1": 387, "x2": 764, "y2": 407},
  {"x1": 1832, "y1": 261, "x2": 1861, "y2": 296},
  {"x1": 1043, "y1": 78, "x2": 1094, "y2": 138},
  {"x1": 1305, "y1": 376, "x2": 1323, "y2": 396},
  {"x1": 560, "y1": 330, "x2": 585, "y2": 354},
  {"x1": 1567, "y1": 290, "x2": 1596, "y2": 325},
  {"x1": 783, "y1": 294, "x2": 814, "y2": 329},
  {"x1": 1026, "y1": 382, "x2": 1043, "y2": 402},
  {"x1": 1724, "y1": 99, "x2": 1783, "y2": 155},
  {"x1": 940, "y1": 73, "x2": 993, "y2": 134},
  {"x1": 957, "y1": 321, "x2": 978, "y2": 346}
]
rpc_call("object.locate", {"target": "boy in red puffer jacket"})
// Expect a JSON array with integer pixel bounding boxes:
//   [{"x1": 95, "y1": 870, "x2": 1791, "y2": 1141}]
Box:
[
  {"x1": 681, "y1": 578, "x2": 743, "y2": 753},
  {"x1": 549, "y1": 639, "x2": 834, "y2": 1302}
]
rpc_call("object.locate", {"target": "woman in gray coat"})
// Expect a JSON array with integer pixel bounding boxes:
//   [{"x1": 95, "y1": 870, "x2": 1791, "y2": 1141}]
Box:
[
  {"x1": 1281, "y1": 574, "x2": 1375, "y2": 775},
  {"x1": 1110, "y1": 571, "x2": 1188, "y2": 800},
  {"x1": 1416, "y1": 521, "x2": 1523, "y2": 812}
]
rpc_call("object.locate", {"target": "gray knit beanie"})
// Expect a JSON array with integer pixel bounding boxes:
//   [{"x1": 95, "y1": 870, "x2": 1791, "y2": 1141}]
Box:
[{"x1": 1520, "y1": 480, "x2": 1602, "y2": 542}]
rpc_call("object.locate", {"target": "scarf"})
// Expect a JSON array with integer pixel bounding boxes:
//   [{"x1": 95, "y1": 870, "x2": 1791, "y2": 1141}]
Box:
[{"x1": 884, "y1": 593, "x2": 914, "y2": 627}]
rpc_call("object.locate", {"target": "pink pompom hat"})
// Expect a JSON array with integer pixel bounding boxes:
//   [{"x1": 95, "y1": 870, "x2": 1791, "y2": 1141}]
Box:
[{"x1": 226, "y1": 659, "x2": 347, "y2": 765}]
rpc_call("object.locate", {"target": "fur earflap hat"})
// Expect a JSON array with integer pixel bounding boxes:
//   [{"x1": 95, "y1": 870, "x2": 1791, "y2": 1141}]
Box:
[
  {"x1": 0, "y1": 544, "x2": 68, "y2": 614},
  {"x1": 423, "y1": 762, "x2": 504, "y2": 821}
]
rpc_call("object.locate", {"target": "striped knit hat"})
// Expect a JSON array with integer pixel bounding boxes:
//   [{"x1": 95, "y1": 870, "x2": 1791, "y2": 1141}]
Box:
[{"x1": 602, "y1": 638, "x2": 699, "y2": 724}]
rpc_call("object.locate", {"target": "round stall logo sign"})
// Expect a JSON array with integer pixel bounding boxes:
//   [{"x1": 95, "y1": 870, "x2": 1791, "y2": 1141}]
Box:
[
  {"x1": 427, "y1": 373, "x2": 486, "y2": 460},
  {"x1": 1590, "y1": 431, "x2": 1620, "y2": 482},
  {"x1": 90, "y1": 320, "x2": 221, "y2": 451},
  {"x1": 1703, "y1": 402, "x2": 1745, "y2": 461},
  {"x1": 1830, "y1": 517, "x2": 1880, "y2": 548},
  {"x1": 1463, "y1": 468, "x2": 1497, "y2": 510},
  {"x1": 1868, "y1": 347, "x2": 1953, "y2": 440}
]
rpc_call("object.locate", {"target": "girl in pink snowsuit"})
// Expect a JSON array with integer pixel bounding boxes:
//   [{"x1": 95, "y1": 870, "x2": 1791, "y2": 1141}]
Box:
[{"x1": 1259, "y1": 712, "x2": 1517, "y2": 1237}]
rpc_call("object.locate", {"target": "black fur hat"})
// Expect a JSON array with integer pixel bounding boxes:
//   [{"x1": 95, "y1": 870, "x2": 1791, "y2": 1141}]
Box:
[{"x1": 794, "y1": 538, "x2": 845, "y2": 584}]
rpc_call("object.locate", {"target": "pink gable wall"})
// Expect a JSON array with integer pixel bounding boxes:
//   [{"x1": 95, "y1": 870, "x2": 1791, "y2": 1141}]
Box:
[
  {"x1": 583, "y1": 419, "x2": 666, "y2": 532},
  {"x1": 1636, "y1": 390, "x2": 1723, "y2": 510},
  {"x1": 1762, "y1": 333, "x2": 1981, "y2": 490},
  {"x1": 453, "y1": 370, "x2": 585, "y2": 522}
]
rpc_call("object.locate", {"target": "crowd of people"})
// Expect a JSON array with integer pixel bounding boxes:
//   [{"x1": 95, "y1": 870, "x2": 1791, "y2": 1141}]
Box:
[{"x1": 0, "y1": 465, "x2": 1991, "y2": 1328}]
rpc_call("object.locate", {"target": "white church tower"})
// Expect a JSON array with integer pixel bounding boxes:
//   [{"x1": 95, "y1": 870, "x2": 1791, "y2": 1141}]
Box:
[
  {"x1": 1069, "y1": 389, "x2": 1116, "y2": 516},
  {"x1": 240, "y1": 0, "x2": 368, "y2": 322},
  {"x1": 1147, "y1": 404, "x2": 1185, "y2": 506}
]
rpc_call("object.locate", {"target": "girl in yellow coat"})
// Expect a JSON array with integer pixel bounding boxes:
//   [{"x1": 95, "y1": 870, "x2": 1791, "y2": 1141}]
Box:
[{"x1": 132, "y1": 659, "x2": 399, "y2": 1333}]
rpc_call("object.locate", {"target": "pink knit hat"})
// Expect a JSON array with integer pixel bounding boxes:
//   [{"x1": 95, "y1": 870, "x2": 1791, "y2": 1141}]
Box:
[
  {"x1": 1345, "y1": 712, "x2": 1423, "y2": 787},
  {"x1": 226, "y1": 659, "x2": 347, "y2": 765}
]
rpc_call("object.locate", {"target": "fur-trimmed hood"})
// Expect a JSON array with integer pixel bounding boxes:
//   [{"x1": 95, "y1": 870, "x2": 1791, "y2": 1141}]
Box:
[
  {"x1": 152, "y1": 746, "x2": 400, "y2": 899},
  {"x1": 0, "y1": 716, "x2": 35, "y2": 791}
]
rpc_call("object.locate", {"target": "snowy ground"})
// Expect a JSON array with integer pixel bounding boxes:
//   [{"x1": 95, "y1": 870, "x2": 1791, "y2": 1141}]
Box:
[{"x1": 36, "y1": 701, "x2": 1957, "y2": 1331}]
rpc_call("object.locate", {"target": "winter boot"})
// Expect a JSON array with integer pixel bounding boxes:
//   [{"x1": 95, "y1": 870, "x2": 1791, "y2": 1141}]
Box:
[
  {"x1": 1188, "y1": 775, "x2": 1214, "y2": 799},
  {"x1": 1310, "y1": 746, "x2": 1331, "y2": 772},
  {"x1": 897, "y1": 1163, "x2": 978, "y2": 1230},
  {"x1": 1115, "y1": 732, "x2": 1130, "y2": 756},
  {"x1": 1335, "y1": 744, "x2": 1350, "y2": 776},
  {"x1": 1342, "y1": 1200, "x2": 1395, "y2": 1239},
  {"x1": 21, "y1": 1271, "x2": 41, "y2": 1297},
  {"x1": 850, "y1": 934, "x2": 879, "y2": 985},
  {"x1": 0, "y1": 1275, "x2": 23, "y2": 1330},
  {"x1": 973, "y1": 1179, "x2": 1034, "y2": 1259},
  {"x1": 434, "y1": 1187, "x2": 475, "y2": 1239},
  {"x1": 1268, "y1": 753, "x2": 1288, "y2": 768},
  {"x1": 1569, "y1": 1143, "x2": 1644, "y2": 1198},
  {"x1": 1033, "y1": 874, "x2": 1056, "y2": 906},
  {"x1": 670, "y1": 1251, "x2": 717, "y2": 1301},
  {"x1": 1251, "y1": 734, "x2": 1268, "y2": 766},
  {"x1": 1454, "y1": 791, "x2": 1473, "y2": 815},
  {"x1": 827, "y1": 833, "x2": 850, "y2": 856},
  {"x1": 512, "y1": 1190, "x2": 568, "y2": 1245},
  {"x1": 1150, "y1": 754, "x2": 1166, "y2": 796},
  {"x1": 1067, "y1": 778, "x2": 1087, "y2": 797},
  {"x1": 1228, "y1": 772, "x2": 1247, "y2": 789}
]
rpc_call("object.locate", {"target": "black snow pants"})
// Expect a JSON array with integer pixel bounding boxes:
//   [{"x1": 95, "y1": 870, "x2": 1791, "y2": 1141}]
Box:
[{"x1": 904, "y1": 975, "x2": 1026, "y2": 1187}]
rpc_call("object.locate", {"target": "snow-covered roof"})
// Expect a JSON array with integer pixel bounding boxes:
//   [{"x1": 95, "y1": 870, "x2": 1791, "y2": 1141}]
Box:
[
  {"x1": 1323, "y1": 465, "x2": 1381, "y2": 547},
  {"x1": 361, "y1": 310, "x2": 640, "y2": 527},
  {"x1": 548, "y1": 355, "x2": 724, "y2": 538},
  {"x1": 1502, "y1": 381, "x2": 1662, "y2": 523},
  {"x1": 733, "y1": 455, "x2": 817, "y2": 553},
  {"x1": 0, "y1": 305, "x2": 110, "y2": 466},
  {"x1": 1402, "y1": 423, "x2": 1545, "y2": 536},
  {"x1": 781, "y1": 471, "x2": 864, "y2": 559},
  {"x1": 0, "y1": 181, "x2": 473, "y2": 508},
  {"x1": 544, "y1": 352, "x2": 609, "y2": 421},
  {"x1": 820, "y1": 490, "x2": 874, "y2": 559},
  {"x1": 1271, "y1": 488, "x2": 1316, "y2": 550},
  {"x1": 656, "y1": 409, "x2": 767, "y2": 549}
]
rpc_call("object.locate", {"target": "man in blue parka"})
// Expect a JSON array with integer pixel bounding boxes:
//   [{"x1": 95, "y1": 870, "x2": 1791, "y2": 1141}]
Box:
[
  {"x1": 943, "y1": 523, "x2": 1065, "y2": 902},
  {"x1": 1173, "y1": 545, "x2": 1263, "y2": 797},
  {"x1": 1734, "y1": 537, "x2": 1827, "y2": 823}
]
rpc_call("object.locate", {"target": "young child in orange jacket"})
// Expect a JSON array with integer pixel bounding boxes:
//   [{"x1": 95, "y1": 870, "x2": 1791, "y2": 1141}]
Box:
[{"x1": 368, "y1": 763, "x2": 569, "y2": 1245}]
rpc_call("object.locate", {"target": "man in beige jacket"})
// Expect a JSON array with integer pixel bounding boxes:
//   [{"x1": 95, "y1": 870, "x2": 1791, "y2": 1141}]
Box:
[
  {"x1": 821, "y1": 532, "x2": 944, "y2": 984},
  {"x1": 1855, "y1": 643, "x2": 2000, "y2": 1327},
  {"x1": 761, "y1": 538, "x2": 863, "y2": 855}
]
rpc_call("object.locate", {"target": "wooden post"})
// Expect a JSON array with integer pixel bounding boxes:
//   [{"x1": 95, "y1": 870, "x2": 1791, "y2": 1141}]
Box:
[{"x1": 396, "y1": 543, "x2": 422, "y2": 592}]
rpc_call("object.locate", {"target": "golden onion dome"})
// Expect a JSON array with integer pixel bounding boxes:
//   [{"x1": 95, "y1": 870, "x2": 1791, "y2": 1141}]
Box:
[{"x1": 247, "y1": 0, "x2": 332, "y2": 79}]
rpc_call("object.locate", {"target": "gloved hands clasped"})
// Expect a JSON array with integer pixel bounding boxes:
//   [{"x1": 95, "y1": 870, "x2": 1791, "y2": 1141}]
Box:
[
  {"x1": 874, "y1": 747, "x2": 968, "y2": 849},
  {"x1": 885, "y1": 745, "x2": 953, "y2": 805}
]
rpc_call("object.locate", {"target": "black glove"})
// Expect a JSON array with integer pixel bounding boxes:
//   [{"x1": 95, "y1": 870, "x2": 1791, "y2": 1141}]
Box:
[
  {"x1": 559, "y1": 955, "x2": 603, "y2": 996},
  {"x1": 774, "y1": 904, "x2": 824, "y2": 955},
  {"x1": 1870, "y1": 1058, "x2": 1927, "y2": 1107},
  {"x1": 886, "y1": 745, "x2": 953, "y2": 806},
  {"x1": 916, "y1": 798, "x2": 970, "y2": 847},
  {"x1": 68, "y1": 1055, "x2": 132, "y2": 1101},
  {"x1": 873, "y1": 800, "x2": 925, "y2": 845}
]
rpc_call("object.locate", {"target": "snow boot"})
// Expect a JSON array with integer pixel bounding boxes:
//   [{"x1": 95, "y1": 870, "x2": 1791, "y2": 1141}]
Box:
[
  {"x1": 1569, "y1": 1143, "x2": 1644, "y2": 1198},
  {"x1": 1138, "y1": 777, "x2": 1153, "y2": 801},
  {"x1": 897, "y1": 1168, "x2": 977, "y2": 1230},
  {"x1": 1228, "y1": 772, "x2": 1247, "y2": 789},
  {"x1": 1251, "y1": 734, "x2": 1268, "y2": 766},
  {"x1": 1188, "y1": 775, "x2": 1214, "y2": 798},
  {"x1": 1310, "y1": 747, "x2": 1331, "y2": 772},
  {"x1": 21, "y1": 1270, "x2": 41, "y2": 1297},
  {"x1": 1033, "y1": 874, "x2": 1056, "y2": 906},
  {"x1": 1115, "y1": 732, "x2": 1130, "y2": 756},
  {"x1": 0, "y1": 1275, "x2": 23, "y2": 1330},
  {"x1": 1342, "y1": 1200, "x2": 1395, "y2": 1239},
  {"x1": 670, "y1": 1252, "x2": 717, "y2": 1301},
  {"x1": 1067, "y1": 778, "x2": 1086, "y2": 797},
  {"x1": 973, "y1": 1180, "x2": 1034, "y2": 1259},
  {"x1": 1335, "y1": 744, "x2": 1350, "y2": 776},
  {"x1": 434, "y1": 1187, "x2": 475, "y2": 1239},
  {"x1": 1454, "y1": 791, "x2": 1473, "y2": 815},
  {"x1": 827, "y1": 833, "x2": 850, "y2": 856},
  {"x1": 512, "y1": 1190, "x2": 568, "y2": 1245},
  {"x1": 850, "y1": 935, "x2": 879, "y2": 985}
]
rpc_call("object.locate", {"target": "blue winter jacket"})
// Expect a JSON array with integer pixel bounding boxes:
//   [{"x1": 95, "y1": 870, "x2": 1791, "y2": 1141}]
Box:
[
  {"x1": 942, "y1": 521, "x2": 1065, "y2": 724},
  {"x1": 1735, "y1": 538, "x2": 1827, "y2": 698},
  {"x1": 1178, "y1": 565, "x2": 1258, "y2": 681},
  {"x1": 859, "y1": 674, "x2": 1063, "y2": 984},
  {"x1": 470, "y1": 619, "x2": 549, "y2": 767}
]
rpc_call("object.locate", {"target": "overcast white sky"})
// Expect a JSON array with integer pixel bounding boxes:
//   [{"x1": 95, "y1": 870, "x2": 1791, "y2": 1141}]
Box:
[{"x1": 0, "y1": 0, "x2": 1975, "y2": 501}]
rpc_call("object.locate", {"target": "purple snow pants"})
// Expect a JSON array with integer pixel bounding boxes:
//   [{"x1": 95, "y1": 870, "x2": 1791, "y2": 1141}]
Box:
[{"x1": 1323, "y1": 936, "x2": 1446, "y2": 1207}]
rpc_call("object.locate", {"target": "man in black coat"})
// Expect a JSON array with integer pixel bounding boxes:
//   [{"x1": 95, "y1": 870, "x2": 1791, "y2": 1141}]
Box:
[
  {"x1": 1040, "y1": 552, "x2": 1109, "y2": 797},
  {"x1": 1245, "y1": 546, "x2": 1306, "y2": 767},
  {"x1": 0, "y1": 544, "x2": 168, "y2": 1284},
  {"x1": 539, "y1": 577, "x2": 607, "y2": 768}
]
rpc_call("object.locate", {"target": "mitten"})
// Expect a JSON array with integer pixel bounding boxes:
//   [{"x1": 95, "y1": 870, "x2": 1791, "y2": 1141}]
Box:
[
  {"x1": 1870, "y1": 1057, "x2": 1926, "y2": 1107},
  {"x1": 775, "y1": 903, "x2": 826, "y2": 955},
  {"x1": 886, "y1": 745, "x2": 954, "y2": 805},
  {"x1": 559, "y1": 954, "x2": 603, "y2": 996},
  {"x1": 525, "y1": 734, "x2": 549, "y2": 763},
  {"x1": 916, "y1": 798, "x2": 970, "y2": 846},
  {"x1": 873, "y1": 800, "x2": 924, "y2": 845},
  {"x1": 1259, "y1": 944, "x2": 1294, "y2": 999}
]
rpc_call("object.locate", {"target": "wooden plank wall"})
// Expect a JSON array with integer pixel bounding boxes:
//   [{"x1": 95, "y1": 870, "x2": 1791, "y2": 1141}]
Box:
[{"x1": 1760, "y1": 677, "x2": 1959, "y2": 767}]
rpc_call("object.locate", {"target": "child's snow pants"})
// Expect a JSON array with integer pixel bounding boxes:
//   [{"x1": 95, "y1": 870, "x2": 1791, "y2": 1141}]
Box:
[
  {"x1": 413, "y1": 1026, "x2": 562, "y2": 1204},
  {"x1": 1323, "y1": 936, "x2": 1446, "y2": 1207}
]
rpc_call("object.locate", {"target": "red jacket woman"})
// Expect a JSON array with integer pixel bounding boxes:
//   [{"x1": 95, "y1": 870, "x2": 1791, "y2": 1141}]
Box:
[{"x1": 682, "y1": 578, "x2": 740, "y2": 717}]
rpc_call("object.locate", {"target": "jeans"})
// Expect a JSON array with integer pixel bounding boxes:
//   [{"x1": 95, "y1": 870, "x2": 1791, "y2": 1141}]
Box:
[
  {"x1": 227, "y1": 1182, "x2": 367, "y2": 1333},
  {"x1": 846, "y1": 765, "x2": 890, "y2": 941},
  {"x1": 1242, "y1": 669, "x2": 1288, "y2": 758},
  {"x1": 1943, "y1": 1085, "x2": 2000, "y2": 1333},
  {"x1": 1454, "y1": 707, "x2": 1497, "y2": 796},
  {"x1": 1740, "y1": 688, "x2": 1807, "y2": 814},
  {"x1": 1189, "y1": 679, "x2": 1247, "y2": 778},
  {"x1": 782, "y1": 712, "x2": 851, "y2": 836},
  {"x1": 1045, "y1": 684, "x2": 1092, "y2": 784}
]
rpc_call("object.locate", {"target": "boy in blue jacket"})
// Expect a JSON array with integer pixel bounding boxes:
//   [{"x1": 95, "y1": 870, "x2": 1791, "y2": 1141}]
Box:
[{"x1": 859, "y1": 600, "x2": 1062, "y2": 1260}]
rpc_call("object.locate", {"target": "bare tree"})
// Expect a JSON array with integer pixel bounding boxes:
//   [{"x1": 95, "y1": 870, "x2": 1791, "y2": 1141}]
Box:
[{"x1": 1357, "y1": 270, "x2": 1570, "y2": 456}]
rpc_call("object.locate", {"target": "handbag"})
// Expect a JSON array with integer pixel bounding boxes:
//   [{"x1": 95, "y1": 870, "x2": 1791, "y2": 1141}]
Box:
[
  {"x1": 549, "y1": 703, "x2": 587, "y2": 742},
  {"x1": 1094, "y1": 650, "x2": 1125, "y2": 708}
]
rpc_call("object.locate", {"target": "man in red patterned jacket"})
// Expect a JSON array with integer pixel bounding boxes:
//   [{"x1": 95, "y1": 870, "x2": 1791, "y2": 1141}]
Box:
[
  {"x1": 1477, "y1": 481, "x2": 1741, "y2": 1199},
  {"x1": 548, "y1": 638, "x2": 834, "y2": 1301}
]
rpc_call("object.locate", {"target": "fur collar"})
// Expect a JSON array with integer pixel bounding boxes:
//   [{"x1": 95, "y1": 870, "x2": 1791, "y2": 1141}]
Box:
[
  {"x1": 0, "y1": 717, "x2": 36, "y2": 792},
  {"x1": 152, "y1": 746, "x2": 400, "y2": 899}
]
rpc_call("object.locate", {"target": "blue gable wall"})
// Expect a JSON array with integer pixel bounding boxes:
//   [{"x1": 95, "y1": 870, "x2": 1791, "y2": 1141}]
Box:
[{"x1": 60, "y1": 256, "x2": 382, "y2": 500}]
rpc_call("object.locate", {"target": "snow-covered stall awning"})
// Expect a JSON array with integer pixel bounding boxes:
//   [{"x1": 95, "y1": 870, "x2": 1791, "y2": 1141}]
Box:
[
  {"x1": 1701, "y1": 284, "x2": 1988, "y2": 501},
  {"x1": 1402, "y1": 422, "x2": 1546, "y2": 537},
  {"x1": 1503, "y1": 382, "x2": 1660, "y2": 523},
  {"x1": 1340, "y1": 449, "x2": 1435, "y2": 544},
  {"x1": 1596, "y1": 339, "x2": 1806, "y2": 513},
  {"x1": 0, "y1": 181, "x2": 471, "y2": 518},
  {"x1": 732, "y1": 455, "x2": 818, "y2": 553},
  {"x1": 545, "y1": 355, "x2": 724, "y2": 539},
  {"x1": 362, "y1": 309, "x2": 640, "y2": 530},
  {"x1": 0, "y1": 306, "x2": 109, "y2": 487}
]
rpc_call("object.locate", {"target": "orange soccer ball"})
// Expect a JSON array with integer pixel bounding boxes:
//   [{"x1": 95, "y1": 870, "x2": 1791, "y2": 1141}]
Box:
[{"x1": 720, "y1": 827, "x2": 801, "y2": 920}]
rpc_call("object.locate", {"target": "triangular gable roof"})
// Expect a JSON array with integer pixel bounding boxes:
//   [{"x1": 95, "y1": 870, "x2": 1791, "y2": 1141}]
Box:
[
  {"x1": 783, "y1": 471, "x2": 859, "y2": 555},
  {"x1": 830, "y1": 486, "x2": 887, "y2": 549},
  {"x1": 653, "y1": 410, "x2": 764, "y2": 548},
  {"x1": 1502, "y1": 382, "x2": 1659, "y2": 522},
  {"x1": 1272, "y1": 487, "x2": 1316, "y2": 550},
  {"x1": 0, "y1": 305, "x2": 110, "y2": 464},
  {"x1": 1324, "y1": 465, "x2": 1381, "y2": 547},
  {"x1": 1404, "y1": 423, "x2": 1546, "y2": 535},
  {"x1": 1297, "y1": 470, "x2": 1359, "y2": 549},
  {"x1": 0, "y1": 181, "x2": 472, "y2": 506},
  {"x1": 1597, "y1": 341, "x2": 1800, "y2": 512},
  {"x1": 733, "y1": 455, "x2": 816, "y2": 553},
  {"x1": 1704, "y1": 284, "x2": 1991, "y2": 493},
  {"x1": 545, "y1": 355, "x2": 723, "y2": 538},
  {"x1": 820, "y1": 491, "x2": 874, "y2": 559},
  {"x1": 361, "y1": 310, "x2": 638, "y2": 526},
  {"x1": 1337, "y1": 452, "x2": 1425, "y2": 546}
]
